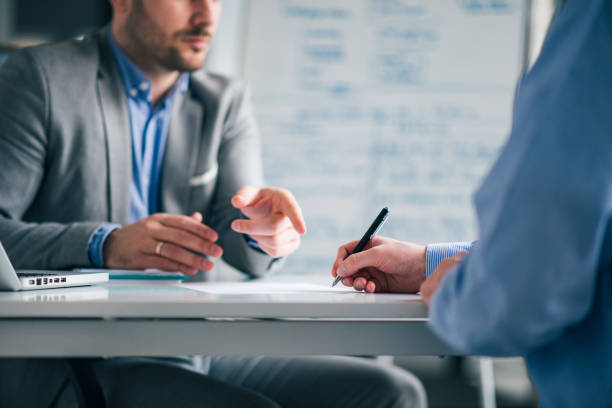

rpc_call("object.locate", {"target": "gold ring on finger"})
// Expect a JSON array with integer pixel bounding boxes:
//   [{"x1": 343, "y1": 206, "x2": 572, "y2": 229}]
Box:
[{"x1": 155, "y1": 241, "x2": 165, "y2": 256}]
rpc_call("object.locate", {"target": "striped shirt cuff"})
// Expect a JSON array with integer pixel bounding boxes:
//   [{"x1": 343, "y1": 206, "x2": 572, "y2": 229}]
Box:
[
  {"x1": 88, "y1": 224, "x2": 122, "y2": 267},
  {"x1": 425, "y1": 242, "x2": 474, "y2": 277}
]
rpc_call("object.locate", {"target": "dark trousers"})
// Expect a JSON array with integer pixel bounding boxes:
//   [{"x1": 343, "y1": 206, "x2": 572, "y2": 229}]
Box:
[{"x1": 1, "y1": 356, "x2": 426, "y2": 408}]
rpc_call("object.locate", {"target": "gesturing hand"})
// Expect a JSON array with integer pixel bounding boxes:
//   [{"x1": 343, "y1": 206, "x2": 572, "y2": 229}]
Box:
[
  {"x1": 332, "y1": 236, "x2": 427, "y2": 293},
  {"x1": 230, "y1": 186, "x2": 307, "y2": 258},
  {"x1": 103, "y1": 212, "x2": 223, "y2": 275}
]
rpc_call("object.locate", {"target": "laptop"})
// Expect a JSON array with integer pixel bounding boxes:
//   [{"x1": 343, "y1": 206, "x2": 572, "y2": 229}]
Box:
[{"x1": 0, "y1": 242, "x2": 108, "y2": 291}]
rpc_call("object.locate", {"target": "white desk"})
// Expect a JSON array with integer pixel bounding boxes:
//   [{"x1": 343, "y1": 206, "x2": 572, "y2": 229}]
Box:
[{"x1": 0, "y1": 276, "x2": 456, "y2": 357}]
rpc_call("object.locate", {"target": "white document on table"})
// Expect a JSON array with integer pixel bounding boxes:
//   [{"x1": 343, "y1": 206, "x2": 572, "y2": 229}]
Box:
[{"x1": 186, "y1": 281, "x2": 356, "y2": 295}]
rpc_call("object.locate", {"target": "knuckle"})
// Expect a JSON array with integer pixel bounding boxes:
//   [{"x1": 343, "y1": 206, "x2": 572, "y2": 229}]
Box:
[
  {"x1": 280, "y1": 188, "x2": 294, "y2": 199},
  {"x1": 143, "y1": 220, "x2": 158, "y2": 234}
]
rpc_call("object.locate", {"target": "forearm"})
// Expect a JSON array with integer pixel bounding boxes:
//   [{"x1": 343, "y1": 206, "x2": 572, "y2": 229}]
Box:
[{"x1": 0, "y1": 219, "x2": 106, "y2": 269}]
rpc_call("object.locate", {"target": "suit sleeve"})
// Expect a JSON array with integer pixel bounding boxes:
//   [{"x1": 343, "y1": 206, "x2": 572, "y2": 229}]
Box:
[
  {"x1": 0, "y1": 51, "x2": 103, "y2": 269},
  {"x1": 206, "y1": 84, "x2": 282, "y2": 277},
  {"x1": 428, "y1": 0, "x2": 612, "y2": 356}
]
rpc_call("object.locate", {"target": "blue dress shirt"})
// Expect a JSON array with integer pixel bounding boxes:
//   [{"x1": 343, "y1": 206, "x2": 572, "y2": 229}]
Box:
[
  {"x1": 428, "y1": 1, "x2": 612, "y2": 406},
  {"x1": 425, "y1": 242, "x2": 473, "y2": 277},
  {"x1": 88, "y1": 32, "x2": 188, "y2": 267}
]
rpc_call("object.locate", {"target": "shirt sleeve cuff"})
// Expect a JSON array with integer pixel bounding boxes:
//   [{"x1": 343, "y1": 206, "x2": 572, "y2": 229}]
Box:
[
  {"x1": 88, "y1": 224, "x2": 122, "y2": 267},
  {"x1": 425, "y1": 241, "x2": 474, "y2": 277}
]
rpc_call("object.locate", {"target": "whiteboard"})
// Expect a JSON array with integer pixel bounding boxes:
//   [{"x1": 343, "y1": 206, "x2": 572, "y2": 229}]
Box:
[{"x1": 242, "y1": 0, "x2": 527, "y2": 273}]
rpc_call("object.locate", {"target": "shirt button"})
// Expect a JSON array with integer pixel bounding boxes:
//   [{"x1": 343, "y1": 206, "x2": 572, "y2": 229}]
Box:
[
  {"x1": 129, "y1": 88, "x2": 138, "y2": 97},
  {"x1": 139, "y1": 82, "x2": 149, "y2": 91}
]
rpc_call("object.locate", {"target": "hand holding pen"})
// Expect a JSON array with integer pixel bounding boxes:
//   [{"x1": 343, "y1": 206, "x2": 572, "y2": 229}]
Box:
[
  {"x1": 332, "y1": 207, "x2": 389, "y2": 287},
  {"x1": 331, "y1": 208, "x2": 428, "y2": 293}
]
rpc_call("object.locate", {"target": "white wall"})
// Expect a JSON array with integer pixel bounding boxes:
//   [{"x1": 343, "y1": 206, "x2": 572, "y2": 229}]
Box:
[{"x1": 206, "y1": 0, "x2": 557, "y2": 276}]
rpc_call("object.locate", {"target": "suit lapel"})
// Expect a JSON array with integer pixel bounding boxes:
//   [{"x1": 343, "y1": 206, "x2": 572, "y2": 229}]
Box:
[
  {"x1": 95, "y1": 32, "x2": 132, "y2": 224},
  {"x1": 161, "y1": 90, "x2": 203, "y2": 214}
]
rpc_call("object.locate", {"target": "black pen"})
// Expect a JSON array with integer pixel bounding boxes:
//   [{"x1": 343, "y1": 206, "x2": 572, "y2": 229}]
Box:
[{"x1": 332, "y1": 207, "x2": 390, "y2": 287}]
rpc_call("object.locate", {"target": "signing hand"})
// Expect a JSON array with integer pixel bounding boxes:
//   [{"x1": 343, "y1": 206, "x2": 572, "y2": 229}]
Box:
[
  {"x1": 103, "y1": 212, "x2": 222, "y2": 275},
  {"x1": 332, "y1": 236, "x2": 427, "y2": 293},
  {"x1": 230, "y1": 186, "x2": 306, "y2": 257},
  {"x1": 420, "y1": 252, "x2": 467, "y2": 306}
]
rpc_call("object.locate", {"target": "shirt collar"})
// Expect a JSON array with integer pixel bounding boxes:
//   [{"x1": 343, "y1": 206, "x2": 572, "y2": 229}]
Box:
[{"x1": 107, "y1": 30, "x2": 189, "y2": 105}]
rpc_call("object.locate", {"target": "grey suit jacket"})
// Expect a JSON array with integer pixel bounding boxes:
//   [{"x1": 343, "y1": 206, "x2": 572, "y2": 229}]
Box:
[{"x1": 0, "y1": 28, "x2": 276, "y2": 277}]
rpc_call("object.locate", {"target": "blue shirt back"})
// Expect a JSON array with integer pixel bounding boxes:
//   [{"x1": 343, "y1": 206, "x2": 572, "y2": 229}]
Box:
[{"x1": 429, "y1": 1, "x2": 612, "y2": 406}]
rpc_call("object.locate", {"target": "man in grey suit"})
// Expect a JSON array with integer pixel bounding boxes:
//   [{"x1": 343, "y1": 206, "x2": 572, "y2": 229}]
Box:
[{"x1": 0, "y1": 0, "x2": 426, "y2": 406}]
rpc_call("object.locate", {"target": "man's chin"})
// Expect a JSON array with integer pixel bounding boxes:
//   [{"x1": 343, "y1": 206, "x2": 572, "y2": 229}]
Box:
[{"x1": 161, "y1": 53, "x2": 207, "y2": 72}]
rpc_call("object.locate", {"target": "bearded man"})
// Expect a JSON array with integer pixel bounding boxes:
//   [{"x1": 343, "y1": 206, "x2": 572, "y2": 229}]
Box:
[{"x1": 0, "y1": 1, "x2": 425, "y2": 406}]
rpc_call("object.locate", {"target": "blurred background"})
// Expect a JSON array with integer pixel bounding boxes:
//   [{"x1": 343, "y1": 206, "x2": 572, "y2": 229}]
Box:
[{"x1": 0, "y1": 0, "x2": 562, "y2": 406}]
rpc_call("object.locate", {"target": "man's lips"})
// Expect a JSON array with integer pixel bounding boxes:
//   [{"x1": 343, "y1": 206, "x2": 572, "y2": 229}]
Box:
[{"x1": 182, "y1": 35, "x2": 212, "y2": 49}]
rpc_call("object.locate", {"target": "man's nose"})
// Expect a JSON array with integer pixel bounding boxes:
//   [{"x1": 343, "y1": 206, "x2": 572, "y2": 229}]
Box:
[{"x1": 190, "y1": 0, "x2": 219, "y2": 27}]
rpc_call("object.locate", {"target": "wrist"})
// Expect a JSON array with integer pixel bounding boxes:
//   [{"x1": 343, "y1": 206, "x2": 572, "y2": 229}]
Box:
[
  {"x1": 102, "y1": 227, "x2": 120, "y2": 267},
  {"x1": 88, "y1": 224, "x2": 121, "y2": 267},
  {"x1": 417, "y1": 244, "x2": 427, "y2": 282}
]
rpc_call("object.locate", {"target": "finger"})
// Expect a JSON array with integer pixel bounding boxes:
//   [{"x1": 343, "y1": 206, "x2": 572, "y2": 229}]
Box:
[
  {"x1": 139, "y1": 254, "x2": 198, "y2": 275},
  {"x1": 191, "y1": 212, "x2": 203, "y2": 222},
  {"x1": 231, "y1": 185, "x2": 260, "y2": 209},
  {"x1": 365, "y1": 281, "x2": 377, "y2": 293},
  {"x1": 158, "y1": 214, "x2": 218, "y2": 242},
  {"x1": 257, "y1": 235, "x2": 300, "y2": 258},
  {"x1": 354, "y1": 277, "x2": 368, "y2": 291},
  {"x1": 341, "y1": 277, "x2": 354, "y2": 287},
  {"x1": 337, "y1": 248, "x2": 381, "y2": 278},
  {"x1": 231, "y1": 213, "x2": 291, "y2": 236},
  {"x1": 247, "y1": 228, "x2": 299, "y2": 251},
  {"x1": 155, "y1": 242, "x2": 215, "y2": 272},
  {"x1": 153, "y1": 227, "x2": 222, "y2": 258},
  {"x1": 276, "y1": 190, "x2": 307, "y2": 234},
  {"x1": 332, "y1": 240, "x2": 361, "y2": 277}
]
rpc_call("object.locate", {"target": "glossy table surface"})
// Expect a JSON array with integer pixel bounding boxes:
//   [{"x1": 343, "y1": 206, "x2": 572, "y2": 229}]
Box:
[{"x1": 0, "y1": 275, "x2": 456, "y2": 356}]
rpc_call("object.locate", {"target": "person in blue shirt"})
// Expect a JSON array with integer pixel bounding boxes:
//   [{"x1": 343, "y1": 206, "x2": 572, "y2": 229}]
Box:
[{"x1": 333, "y1": 0, "x2": 612, "y2": 405}]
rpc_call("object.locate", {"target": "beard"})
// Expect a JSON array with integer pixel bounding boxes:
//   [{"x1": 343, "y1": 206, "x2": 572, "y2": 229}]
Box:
[
  {"x1": 157, "y1": 44, "x2": 208, "y2": 72},
  {"x1": 125, "y1": 0, "x2": 212, "y2": 72}
]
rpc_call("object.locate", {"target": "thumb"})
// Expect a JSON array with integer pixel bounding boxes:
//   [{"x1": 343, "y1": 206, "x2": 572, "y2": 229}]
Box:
[
  {"x1": 191, "y1": 212, "x2": 203, "y2": 222},
  {"x1": 231, "y1": 186, "x2": 260, "y2": 209}
]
